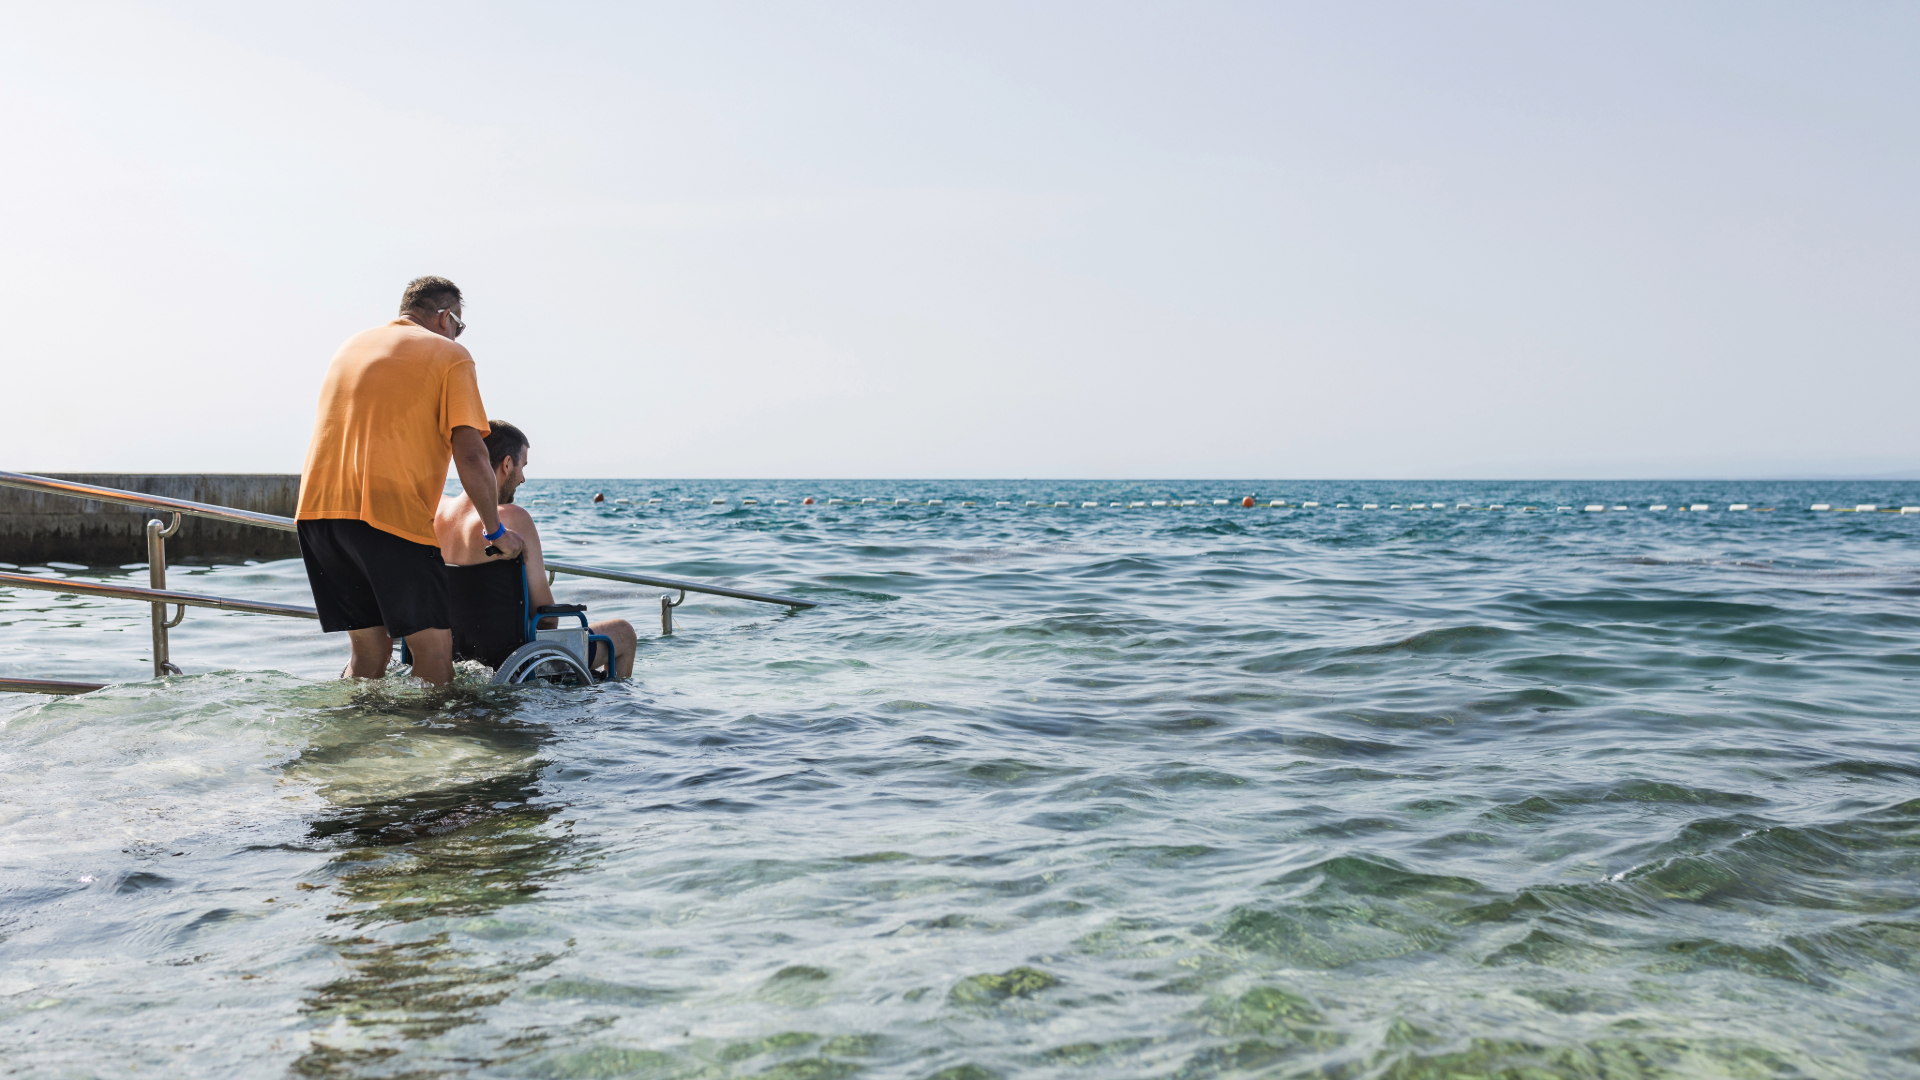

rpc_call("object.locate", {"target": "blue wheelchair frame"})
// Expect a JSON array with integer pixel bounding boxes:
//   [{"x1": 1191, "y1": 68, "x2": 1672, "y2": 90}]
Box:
[{"x1": 526, "y1": 597, "x2": 619, "y2": 684}]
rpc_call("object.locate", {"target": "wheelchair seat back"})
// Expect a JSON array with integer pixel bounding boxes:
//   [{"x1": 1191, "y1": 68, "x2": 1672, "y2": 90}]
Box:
[
  {"x1": 445, "y1": 559, "x2": 617, "y2": 681},
  {"x1": 447, "y1": 558, "x2": 533, "y2": 670}
]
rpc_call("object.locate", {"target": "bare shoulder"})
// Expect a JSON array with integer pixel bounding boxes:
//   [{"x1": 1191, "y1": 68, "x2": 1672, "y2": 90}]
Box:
[{"x1": 501, "y1": 503, "x2": 539, "y2": 539}]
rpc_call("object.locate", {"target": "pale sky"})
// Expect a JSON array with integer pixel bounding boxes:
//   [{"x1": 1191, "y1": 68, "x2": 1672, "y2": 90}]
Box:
[{"x1": 2, "y1": 2, "x2": 1914, "y2": 479}]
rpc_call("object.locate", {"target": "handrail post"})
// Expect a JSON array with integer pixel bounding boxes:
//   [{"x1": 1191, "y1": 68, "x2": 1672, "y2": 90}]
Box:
[
  {"x1": 661, "y1": 590, "x2": 684, "y2": 636},
  {"x1": 146, "y1": 513, "x2": 183, "y2": 677}
]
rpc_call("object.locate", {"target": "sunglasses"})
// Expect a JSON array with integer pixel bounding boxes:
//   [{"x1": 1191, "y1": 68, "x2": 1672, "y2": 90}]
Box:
[{"x1": 442, "y1": 308, "x2": 466, "y2": 338}]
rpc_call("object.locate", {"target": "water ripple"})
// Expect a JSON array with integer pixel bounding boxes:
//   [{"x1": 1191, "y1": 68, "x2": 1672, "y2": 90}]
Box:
[{"x1": 3, "y1": 480, "x2": 1920, "y2": 1077}]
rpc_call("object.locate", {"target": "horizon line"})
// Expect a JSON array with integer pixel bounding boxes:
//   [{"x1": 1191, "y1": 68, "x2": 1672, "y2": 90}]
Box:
[{"x1": 19, "y1": 470, "x2": 1920, "y2": 483}]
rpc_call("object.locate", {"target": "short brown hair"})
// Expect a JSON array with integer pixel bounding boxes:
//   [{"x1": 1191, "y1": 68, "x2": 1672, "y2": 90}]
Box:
[
  {"x1": 399, "y1": 276, "x2": 462, "y2": 315},
  {"x1": 484, "y1": 420, "x2": 529, "y2": 470}
]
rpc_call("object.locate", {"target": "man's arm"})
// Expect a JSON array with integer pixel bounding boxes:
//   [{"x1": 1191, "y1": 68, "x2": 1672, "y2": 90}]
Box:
[
  {"x1": 505, "y1": 505, "x2": 560, "y2": 629},
  {"x1": 450, "y1": 426, "x2": 524, "y2": 559}
]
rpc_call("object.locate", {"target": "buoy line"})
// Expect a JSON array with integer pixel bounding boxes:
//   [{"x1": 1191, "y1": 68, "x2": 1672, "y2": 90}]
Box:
[{"x1": 526, "y1": 496, "x2": 1920, "y2": 515}]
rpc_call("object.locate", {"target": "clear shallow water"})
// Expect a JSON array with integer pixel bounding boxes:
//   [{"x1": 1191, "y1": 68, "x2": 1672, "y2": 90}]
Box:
[{"x1": 3, "y1": 479, "x2": 1919, "y2": 1079}]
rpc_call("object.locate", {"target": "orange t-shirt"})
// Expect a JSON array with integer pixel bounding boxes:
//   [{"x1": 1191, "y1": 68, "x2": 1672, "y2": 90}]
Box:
[{"x1": 296, "y1": 319, "x2": 490, "y2": 547}]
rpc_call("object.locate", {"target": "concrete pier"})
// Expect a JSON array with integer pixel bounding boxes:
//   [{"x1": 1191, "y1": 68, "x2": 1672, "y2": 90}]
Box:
[{"x1": 0, "y1": 474, "x2": 301, "y2": 565}]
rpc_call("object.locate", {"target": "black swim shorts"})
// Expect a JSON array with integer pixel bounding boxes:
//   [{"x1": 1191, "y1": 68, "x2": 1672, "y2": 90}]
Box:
[{"x1": 297, "y1": 519, "x2": 449, "y2": 638}]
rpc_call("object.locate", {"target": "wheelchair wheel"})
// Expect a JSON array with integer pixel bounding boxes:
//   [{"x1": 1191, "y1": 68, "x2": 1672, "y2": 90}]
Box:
[{"x1": 490, "y1": 642, "x2": 596, "y2": 687}]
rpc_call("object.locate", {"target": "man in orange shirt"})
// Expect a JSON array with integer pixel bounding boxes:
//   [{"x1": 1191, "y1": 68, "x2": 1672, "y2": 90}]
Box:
[{"x1": 296, "y1": 276, "x2": 525, "y2": 686}]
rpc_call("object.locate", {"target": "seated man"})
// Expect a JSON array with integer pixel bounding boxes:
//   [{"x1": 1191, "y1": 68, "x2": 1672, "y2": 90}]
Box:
[{"x1": 433, "y1": 420, "x2": 637, "y2": 678}]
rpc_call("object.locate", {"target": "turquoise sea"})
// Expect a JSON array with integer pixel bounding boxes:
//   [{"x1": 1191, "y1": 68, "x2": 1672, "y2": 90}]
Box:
[{"x1": 3, "y1": 479, "x2": 1919, "y2": 1079}]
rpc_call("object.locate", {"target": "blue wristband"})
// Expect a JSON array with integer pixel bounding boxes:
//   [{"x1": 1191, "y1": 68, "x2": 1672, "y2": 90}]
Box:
[{"x1": 484, "y1": 522, "x2": 506, "y2": 541}]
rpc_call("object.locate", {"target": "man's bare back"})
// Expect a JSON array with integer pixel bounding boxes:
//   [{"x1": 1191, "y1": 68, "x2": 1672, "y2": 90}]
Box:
[{"x1": 437, "y1": 494, "x2": 545, "y2": 570}]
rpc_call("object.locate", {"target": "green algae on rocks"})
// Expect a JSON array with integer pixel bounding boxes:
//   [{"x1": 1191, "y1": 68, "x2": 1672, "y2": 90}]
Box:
[{"x1": 947, "y1": 966, "x2": 1059, "y2": 1005}]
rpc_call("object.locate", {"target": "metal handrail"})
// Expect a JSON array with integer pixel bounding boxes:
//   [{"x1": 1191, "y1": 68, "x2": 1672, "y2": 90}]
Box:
[
  {"x1": 0, "y1": 572, "x2": 320, "y2": 619},
  {"x1": 0, "y1": 471, "x2": 817, "y2": 608},
  {"x1": 541, "y1": 560, "x2": 817, "y2": 609},
  {"x1": 0, "y1": 470, "x2": 299, "y2": 532},
  {"x1": 0, "y1": 676, "x2": 109, "y2": 696},
  {"x1": 0, "y1": 469, "x2": 819, "y2": 689}
]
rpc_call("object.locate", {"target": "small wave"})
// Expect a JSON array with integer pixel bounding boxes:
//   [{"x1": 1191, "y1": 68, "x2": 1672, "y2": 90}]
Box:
[{"x1": 1611, "y1": 555, "x2": 1920, "y2": 581}]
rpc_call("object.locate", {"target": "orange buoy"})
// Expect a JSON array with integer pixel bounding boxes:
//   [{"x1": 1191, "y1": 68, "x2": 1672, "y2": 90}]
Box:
[
  {"x1": 592, "y1": 492, "x2": 605, "y2": 503},
  {"x1": 802, "y1": 496, "x2": 816, "y2": 505},
  {"x1": 1241, "y1": 495, "x2": 1255, "y2": 508}
]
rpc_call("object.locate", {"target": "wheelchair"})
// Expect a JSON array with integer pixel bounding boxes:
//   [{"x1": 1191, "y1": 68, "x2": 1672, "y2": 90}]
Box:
[{"x1": 403, "y1": 557, "x2": 618, "y2": 686}]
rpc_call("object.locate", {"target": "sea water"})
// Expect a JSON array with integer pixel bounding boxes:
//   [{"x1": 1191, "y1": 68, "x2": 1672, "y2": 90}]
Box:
[{"x1": 2, "y1": 480, "x2": 1918, "y2": 1079}]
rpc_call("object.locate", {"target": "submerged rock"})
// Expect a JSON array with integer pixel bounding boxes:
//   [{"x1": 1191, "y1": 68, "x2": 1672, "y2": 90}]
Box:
[{"x1": 947, "y1": 966, "x2": 1058, "y2": 1005}]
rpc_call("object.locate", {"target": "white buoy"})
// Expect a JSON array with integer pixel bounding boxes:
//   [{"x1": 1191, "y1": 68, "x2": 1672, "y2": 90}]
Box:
[
  {"x1": 1055, "y1": 501, "x2": 1070, "y2": 507},
  {"x1": 1857, "y1": 504, "x2": 1878, "y2": 512},
  {"x1": 1488, "y1": 504, "x2": 1504, "y2": 510},
  {"x1": 1456, "y1": 503, "x2": 1470, "y2": 509},
  {"x1": 1903, "y1": 507, "x2": 1920, "y2": 514},
  {"x1": 1363, "y1": 503, "x2": 1379, "y2": 510},
  {"x1": 1268, "y1": 500, "x2": 1285, "y2": 507},
  {"x1": 1810, "y1": 504, "x2": 1831, "y2": 511},
  {"x1": 995, "y1": 501, "x2": 1010, "y2": 507},
  {"x1": 827, "y1": 498, "x2": 845, "y2": 505},
  {"x1": 1151, "y1": 500, "x2": 1167, "y2": 507},
  {"x1": 1182, "y1": 499, "x2": 1199, "y2": 507},
  {"x1": 1412, "y1": 503, "x2": 1428, "y2": 510},
  {"x1": 742, "y1": 498, "x2": 759, "y2": 505},
  {"x1": 1690, "y1": 504, "x2": 1710, "y2": 511},
  {"x1": 1303, "y1": 501, "x2": 1320, "y2": 508},
  {"x1": 1335, "y1": 503, "x2": 1350, "y2": 508},
  {"x1": 1649, "y1": 505, "x2": 1667, "y2": 511},
  {"x1": 647, "y1": 498, "x2": 662, "y2": 504},
  {"x1": 1612, "y1": 505, "x2": 1628, "y2": 511},
  {"x1": 1130, "y1": 501, "x2": 1146, "y2": 508},
  {"x1": 928, "y1": 499, "x2": 943, "y2": 506},
  {"x1": 961, "y1": 501, "x2": 976, "y2": 507},
  {"x1": 862, "y1": 498, "x2": 877, "y2": 504},
  {"x1": 1729, "y1": 504, "x2": 1749, "y2": 511},
  {"x1": 613, "y1": 498, "x2": 630, "y2": 504},
  {"x1": 1082, "y1": 501, "x2": 1098, "y2": 508},
  {"x1": 1025, "y1": 501, "x2": 1039, "y2": 507},
  {"x1": 773, "y1": 498, "x2": 789, "y2": 505},
  {"x1": 1584, "y1": 505, "x2": 1604, "y2": 512},
  {"x1": 1556, "y1": 506, "x2": 1573, "y2": 512}
]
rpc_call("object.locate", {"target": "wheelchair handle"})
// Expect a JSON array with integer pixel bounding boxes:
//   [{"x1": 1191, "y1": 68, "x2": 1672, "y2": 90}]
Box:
[{"x1": 531, "y1": 603, "x2": 591, "y2": 632}]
